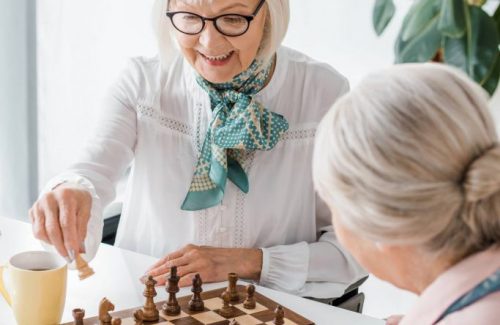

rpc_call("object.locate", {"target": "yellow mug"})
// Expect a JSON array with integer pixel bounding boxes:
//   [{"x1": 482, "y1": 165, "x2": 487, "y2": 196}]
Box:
[{"x1": 0, "y1": 250, "x2": 67, "y2": 325}]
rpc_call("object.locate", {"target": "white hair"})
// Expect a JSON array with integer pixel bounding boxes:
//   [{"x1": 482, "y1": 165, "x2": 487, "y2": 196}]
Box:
[
  {"x1": 313, "y1": 63, "x2": 500, "y2": 262},
  {"x1": 151, "y1": 0, "x2": 290, "y2": 68}
]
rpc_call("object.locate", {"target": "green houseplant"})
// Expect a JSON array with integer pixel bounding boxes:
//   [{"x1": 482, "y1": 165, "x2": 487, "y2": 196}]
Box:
[{"x1": 373, "y1": 0, "x2": 500, "y2": 95}]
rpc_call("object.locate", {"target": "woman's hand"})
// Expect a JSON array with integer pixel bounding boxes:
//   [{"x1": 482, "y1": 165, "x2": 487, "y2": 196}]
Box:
[
  {"x1": 29, "y1": 183, "x2": 92, "y2": 261},
  {"x1": 144, "y1": 244, "x2": 263, "y2": 287},
  {"x1": 385, "y1": 315, "x2": 404, "y2": 325}
]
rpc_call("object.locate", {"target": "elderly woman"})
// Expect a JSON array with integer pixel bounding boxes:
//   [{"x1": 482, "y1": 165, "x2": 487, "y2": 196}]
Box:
[
  {"x1": 29, "y1": 0, "x2": 365, "y2": 298},
  {"x1": 313, "y1": 63, "x2": 500, "y2": 324}
]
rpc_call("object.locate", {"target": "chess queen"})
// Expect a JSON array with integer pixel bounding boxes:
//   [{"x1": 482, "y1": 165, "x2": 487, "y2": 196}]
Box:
[{"x1": 30, "y1": 0, "x2": 366, "y2": 299}]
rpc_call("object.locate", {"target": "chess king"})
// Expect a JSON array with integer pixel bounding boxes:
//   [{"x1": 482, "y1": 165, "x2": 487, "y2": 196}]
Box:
[{"x1": 30, "y1": 0, "x2": 366, "y2": 300}]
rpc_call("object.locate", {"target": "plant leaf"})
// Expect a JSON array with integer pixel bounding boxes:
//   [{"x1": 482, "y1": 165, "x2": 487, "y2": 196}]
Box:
[
  {"x1": 482, "y1": 55, "x2": 500, "y2": 96},
  {"x1": 401, "y1": 0, "x2": 440, "y2": 41},
  {"x1": 373, "y1": 0, "x2": 396, "y2": 36},
  {"x1": 395, "y1": 9, "x2": 442, "y2": 63},
  {"x1": 494, "y1": 3, "x2": 500, "y2": 38},
  {"x1": 438, "y1": 0, "x2": 466, "y2": 37},
  {"x1": 443, "y1": 6, "x2": 499, "y2": 90}
]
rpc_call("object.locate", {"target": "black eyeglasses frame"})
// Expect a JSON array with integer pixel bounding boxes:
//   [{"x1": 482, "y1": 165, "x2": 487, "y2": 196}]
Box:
[{"x1": 166, "y1": 0, "x2": 266, "y2": 37}]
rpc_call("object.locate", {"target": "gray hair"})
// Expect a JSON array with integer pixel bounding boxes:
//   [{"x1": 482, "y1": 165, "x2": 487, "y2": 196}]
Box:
[
  {"x1": 151, "y1": 0, "x2": 290, "y2": 68},
  {"x1": 313, "y1": 63, "x2": 500, "y2": 263}
]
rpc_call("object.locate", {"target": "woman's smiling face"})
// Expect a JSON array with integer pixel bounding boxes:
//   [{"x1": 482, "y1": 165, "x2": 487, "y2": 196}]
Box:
[{"x1": 168, "y1": 0, "x2": 267, "y2": 83}]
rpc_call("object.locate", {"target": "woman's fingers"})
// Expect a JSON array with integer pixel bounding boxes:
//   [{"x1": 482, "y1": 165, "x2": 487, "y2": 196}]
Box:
[
  {"x1": 146, "y1": 244, "x2": 196, "y2": 273},
  {"x1": 30, "y1": 205, "x2": 49, "y2": 243},
  {"x1": 43, "y1": 196, "x2": 68, "y2": 258},
  {"x1": 148, "y1": 254, "x2": 191, "y2": 277},
  {"x1": 147, "y1": 262, "x2": 173, "y2": 278},
  {"x1": 29, "y1": 185, "x2": 93, "y2": 261},
  {"x1": 179, "y1": 273, "x2": 196, "y2": 287},
  {"x1": 58, "y1": 198, "x2": 79, "y2": 260},
  {"x1": 76, "y1": 195, "x2": 91, "y2": 253}
]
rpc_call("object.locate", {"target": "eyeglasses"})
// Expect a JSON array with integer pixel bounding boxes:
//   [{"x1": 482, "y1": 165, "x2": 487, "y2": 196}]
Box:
[{"x1": 166, "y1": 0, "x2": 266, "y2": 37}]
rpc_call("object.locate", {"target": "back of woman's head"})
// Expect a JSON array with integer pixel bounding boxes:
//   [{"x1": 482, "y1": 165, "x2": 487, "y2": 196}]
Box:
[{"x1": 313, "y1": 63, "x2": 500, "y2": 262}]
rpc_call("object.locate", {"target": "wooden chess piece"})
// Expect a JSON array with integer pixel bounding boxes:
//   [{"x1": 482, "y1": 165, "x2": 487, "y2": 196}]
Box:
[
  {"x1": 243, "y1": 284, "x2": 256, "y2": 309},
  {"x1": 274, "y1": 305, "x2": 285, "y2": 325},
  {"x1": 226, "y1": 272, "x2": 239, "y2": 302},
  {"x1": 218, "y1": 291, "x2": 234, "y2": 318},
  {"x1": 188, "y1": 273, "x2": 204, "y2": 311},
  {"x1": 133, "y1": 309, "x2": 144, "y2": 325},
  {"x1": 98, "y1": 297, "x2": 115, "y2": 325},
  {"x1": 72, "y1": 308, "x2": 85, "y2": 325},
  {"x1": 141, "y1": 276, "x2": 159, "y2": 321},
  {"x1": 75, "y1": 254, "x2": 94, "y2": 280},
  {"x1": 162, "y1": 266, "x2": 181, "y2": 316},
  {"x1": 111, "y1": 318, "x2": 121, "y2": 325}
]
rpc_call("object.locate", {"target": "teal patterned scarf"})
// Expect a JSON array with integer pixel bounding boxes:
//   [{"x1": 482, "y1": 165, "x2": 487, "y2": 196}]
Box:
[{"x1": 181, "y1": 58, "x2": 289, "y2": 211}]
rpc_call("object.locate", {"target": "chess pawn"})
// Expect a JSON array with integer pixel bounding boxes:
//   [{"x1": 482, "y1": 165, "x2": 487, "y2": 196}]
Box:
[
  {"x1": 226, "y1": 272, "x2": 239, "y2": 302},
  {"x1": 274, "y1": 305, "x2": 285, "y2": 325},
  {"x1": 72, "y1": 308, "x2": 85, "y2": 325},
  {"x1": 141, "y1": 276, "x2": 159, "y2": 321},
  {"x1": 133, "y1": 309, "x2": 144, "y2": 325},
  {"x1": 188, "y1": 273, "x2": 205, "y2": 311},
  {"x1": 75, "y1": 254, "x2": 94, "y2": 280},
  {"x1": 218, "y1": 291, "x2": 234, "y2": 318},
  {"x1": 162, "y1": 266, "x2": 181, "y2": 316},
  {"x1": 243, "y1": 284, "x2": 256, "y2": 309}
]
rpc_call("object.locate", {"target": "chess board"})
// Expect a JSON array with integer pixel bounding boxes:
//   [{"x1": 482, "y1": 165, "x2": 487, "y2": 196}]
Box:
[{"x1": 61, "y1": 285, "x2": 314, "y2": 325}]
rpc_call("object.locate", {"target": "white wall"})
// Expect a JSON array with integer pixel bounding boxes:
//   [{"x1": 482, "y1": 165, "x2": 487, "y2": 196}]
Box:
[
  {"x1": 37, "y1": 0, "x2": 156, "y2": 186},
  {"x1": 0, "y1": 0, "x2": 37, "y2": 220}
]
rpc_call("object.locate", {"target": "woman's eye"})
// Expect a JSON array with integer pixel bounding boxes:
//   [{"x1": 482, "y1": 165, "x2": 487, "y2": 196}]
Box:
[
  {"x1": 181, "y1": 14, "x2": 200, "y2": 22},
  {"x1": 221, "y1": 16, "x2": 246, "y2": 25}
]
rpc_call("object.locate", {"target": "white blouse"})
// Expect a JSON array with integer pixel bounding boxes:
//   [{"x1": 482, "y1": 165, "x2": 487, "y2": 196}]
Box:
[{"x1": 45, "y1": 46, "x2": 366, "y2": 299}]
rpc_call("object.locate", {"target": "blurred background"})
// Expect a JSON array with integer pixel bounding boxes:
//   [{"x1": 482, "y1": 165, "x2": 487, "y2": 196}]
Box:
[{"x1": 1, "y1": 0, "x2": 499, "y2": 319}]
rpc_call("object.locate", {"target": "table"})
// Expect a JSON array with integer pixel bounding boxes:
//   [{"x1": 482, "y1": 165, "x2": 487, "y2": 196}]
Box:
[{"x1": 0, "y1": 217, "x2": 383, "y2": 324}]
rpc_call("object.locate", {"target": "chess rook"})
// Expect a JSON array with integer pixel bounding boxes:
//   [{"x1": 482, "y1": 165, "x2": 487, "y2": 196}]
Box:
[
  {"x1": 142, "y1": 276, "x2": 159, "y2": 321},
  {"x1": 72, "y1": 308, "x2": 85, "y2": 325},
  {"x1": 188, "y1": 273, "x2": 205, "y2": 311},
  {"x1": 226, "y1": 272, "x2": 239, "y2": 302},
  {"x1": 162, "y1": 266, "x2": 181, "y2": 316}
]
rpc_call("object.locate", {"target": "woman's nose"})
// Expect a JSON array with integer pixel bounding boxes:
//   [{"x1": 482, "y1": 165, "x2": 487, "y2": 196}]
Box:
[{"x1": 198, "y1": 21, "x2": 226, "y2": 49}]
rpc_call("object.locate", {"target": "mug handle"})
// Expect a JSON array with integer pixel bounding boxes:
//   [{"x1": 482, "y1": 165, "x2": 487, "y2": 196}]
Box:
[{"x1": 0, "y1": 265, "x2": 12, "y2": 306}]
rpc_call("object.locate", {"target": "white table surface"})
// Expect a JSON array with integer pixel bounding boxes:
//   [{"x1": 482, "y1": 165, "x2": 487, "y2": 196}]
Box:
[{"x1": 0, "y1": 217, "x2": 383, "y2": 325}]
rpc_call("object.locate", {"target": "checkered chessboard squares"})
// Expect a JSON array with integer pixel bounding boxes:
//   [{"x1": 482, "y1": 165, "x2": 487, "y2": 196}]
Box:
[{"x1": 117, "y1": 295, "x2": 300, "y2": 325}]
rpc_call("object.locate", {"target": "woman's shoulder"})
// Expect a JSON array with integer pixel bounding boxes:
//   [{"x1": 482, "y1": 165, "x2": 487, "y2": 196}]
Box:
[
  {"x1": 271, "y1": 47, "x2": 349, "y2": 120},
  {"x1": 110, "y1": 54, "x2": 186, "y2": 105},
  {"x1": 278, "y1": 46, "x2": 349, "y2": 91},
  {"x1": 440, "y1": 291, "x2": 500, "y2": 324}
]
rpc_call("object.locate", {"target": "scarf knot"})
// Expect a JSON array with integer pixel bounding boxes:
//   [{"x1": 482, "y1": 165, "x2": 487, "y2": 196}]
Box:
[{"x1": 181, "y1": 58, "x2": 289, "y2": 211}]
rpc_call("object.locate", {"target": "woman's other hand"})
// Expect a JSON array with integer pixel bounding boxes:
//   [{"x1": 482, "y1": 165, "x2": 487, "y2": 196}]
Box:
[
  {"x1": 144, "y1": 244, "x2": 263, "y2": 287},
  {"x1": 385, "y1": 315, "x2": 404, "y2": 325},
  {"x1": 29, "y1": 183, "x2": 92, "y2": 261}
]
